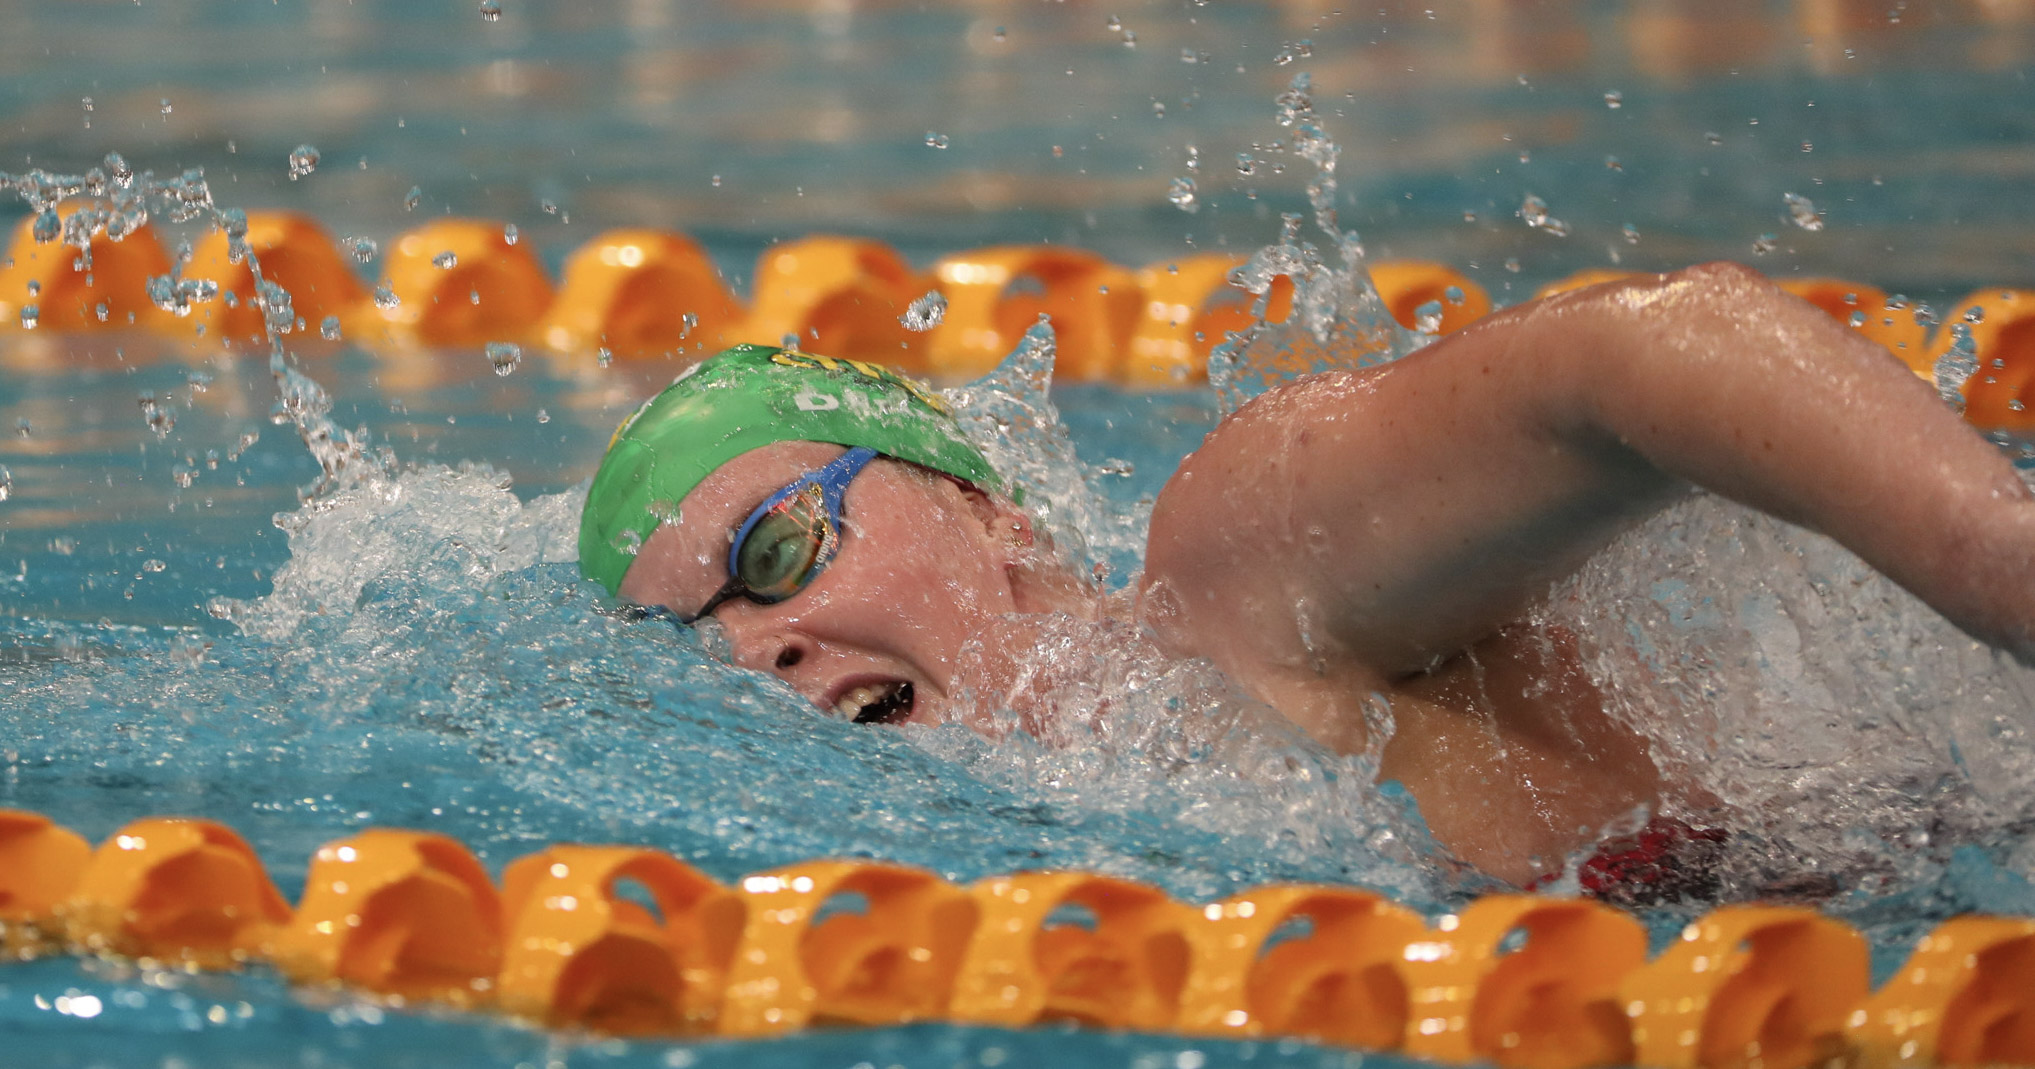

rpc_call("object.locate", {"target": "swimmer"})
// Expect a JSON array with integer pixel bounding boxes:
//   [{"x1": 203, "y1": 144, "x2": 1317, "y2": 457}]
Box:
[{"x1": 581, "y1": 262, "x2": 2035, "y2": 888}]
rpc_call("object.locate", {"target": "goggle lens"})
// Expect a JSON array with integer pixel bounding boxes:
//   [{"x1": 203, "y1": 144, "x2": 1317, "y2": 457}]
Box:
[{"x1": 735, "y1": 483, "x2": 834, "y2": 601}]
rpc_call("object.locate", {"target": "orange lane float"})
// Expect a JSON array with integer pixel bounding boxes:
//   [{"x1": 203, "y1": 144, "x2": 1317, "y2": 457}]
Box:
[
  {"x1": 1368, "y1": 259, "x2": 1493, "y2": 337},
  {"x1": 499, "y1": 844, "x2": 746, "y2": 1034},
  {"x1": 927, "y1": 245, "x2": 1141, "y2": 381},
  {"x1": 1178, "y1": 882, "x2": 1424, "y2": 1048},
  {"x1": 1931, "y1": 287, "x2": 2035, "y2": 433},
  {"x1": 717, "y1": 859, "x2": 979, "y2": 1036},
  {"x1": 4, "y1": 807, "x2": 2035, "y2": 1064},
  {"x1": 540, "y1": 229, "x2": 741, "y2": 362},
  {"x1": 1852, "y1": 914, "x2": 2035, "y2": 1067},
  {"x1": 1623, "y1": 904, "x2": 1870, "y2": 1069},
  {"x1": 0, "y1": 809, "x2": 91, "y2": 952},
  {"x1": 356, "y1": 218, "x2": 553, "y2": 349},
  {"x1": 1125, "y1": 254, "x2": 1296, "y2": 386},
  {"x1": 269, "y1": 828, "x2": 503, "y2": 1006},
  {"x1": 182, "y1": 211, "x2": 365, "y2": 347},
  {"x1": 1402, "y1": 895, "x2": 1647, "y2": 1069},
  {"x1": 1535, "y1": 268, "x2": 1641, "y2": 299},
  {"x1": 0, "y1": 202, "x2": 172, "y2": 332},
  {"x1": 62, "y1": 817, "x2": 292, "y2": 968},
  {"x1": 948, "y1": 871, "x2": 1192, "y2": 1031},
  {"x1": 1775, "y1": 277, "x2": 1933, "y2": 374},
  {"x1": 732, "y1": 236, "x2": 932, "y2": 371}
]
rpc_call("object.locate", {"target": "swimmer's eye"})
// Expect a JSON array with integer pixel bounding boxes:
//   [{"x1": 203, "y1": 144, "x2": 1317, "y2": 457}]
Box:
[{"x1": 735, "y1": 484, "x2": 833, "y2": 600}]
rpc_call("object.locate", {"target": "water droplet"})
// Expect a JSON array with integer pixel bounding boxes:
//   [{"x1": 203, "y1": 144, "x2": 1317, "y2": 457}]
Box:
[
  {"x1": 1412, "y1": 299, "x2": 1445, "y2": 334},
  {"x1": 485, "y1": 341, "x2": 523, "y2": 376},
  {"x1": 900, "y1": 291, "x2": 947, "y2": 332},
  {"x1": 1784, "y1": 192, "x2": 1823, "y2": 231},
  {"x1": 680, "y1": 312, "x2": 699, "y2": 337},
  {"x1": 1622, "y1": 223, "x2": 1641, "y2": 244},
  {"x1": 1800, "y1": 140, "x2": 1814, "y2": 153},
  {"x1": 1604, "y1": 89, "x2": 1623, "y2": 109},
  {"x1": 596, "y1": 347, "x2": 613, "y2": 368},
  {"x1": 1850, "y1": 310, "x2": 1869, "y2": 328},
  {"x1": 1604, "y1": 155, "x2": 1622, "y2": 171},
  {"x1": 142, "y1": 558, "x2": 166, "y2": 573},
  {"x1": 287, "y1": 144, "x2": 321, "y2": 181},
  {"x1": 159, "y1": 97, "x2": 173, "y2": 118},
  {"x1": 346, "y1": 236, "x2": 379, "y2": 263},
  {"x1": 710, "y1": 174, "x2": 722, "y2": 188},
  {"x1": 1151, "y1": 100, "x2": 1166, "y2": 118},
  {"x1": 1235, "y1": 152, "x2": 1257, "y2": 177},
  {"x1": 479, "y1": 0, "x2": 502, "y2": 20},
  {"x1": 432, "y1": 251, "x2": 458, "y2": 270},
  {"x1": 30, "y1": 208, "x2": 60, "y2": 244},
  {"x1": 503, "y1": 223, "x2": 519, "y2": 245},
  {"x1": 1519, "y1": 193, "x2": 1569, "y2": 236},
  {"x1": 0, "y1": 465, "x2": 11, "y2": 503},
  {"x1": 372, "y1": 282, "x2": 400, "y2": 310},
  {"x1": 1461, "y1": 209, "x2": 1477, "y2": 223},
  {"x1": 1503, "y1": 258, "x2": 1522, "y2": 273},
  {"x1": 1167, "y1": 176, "x2": 1200, "y2": 213},
  {"x1": 18, "y1": 305, "x2": 37, "y2": 329},
  {"x1": 1704, "y1": 131, "x2": 1723, "y2": 146},
  {"x1": 403, "y1": 186, "x2": 423, "y2": 212},
  {"x1": 925, "y1": 131, "x2": 950, "y2": 149},
  {"x1": 540, "y1": 199, "x2": 560, "y2": 215},
  {"x1": 320, "y1": 315, "x2": 342, "y2": 341},
  {"x1": 1120, "y1": 29, "x2": 1137, "y2": 48},
  {"x1": 535, "y1": 408, "x2": 550, "y2": 424},
  {"x1": 1964, "y1": 306, "x2": 1986, "y2": 324},
  {"x1": 1751, "y1": 233, "x2": 1779, "y2": 255},
  {"x1": 993, "y1": 26, "x2": 1006, "y2": 42},
  {"x1": 612, "y1": 529, "x2": 643, "y2": 557},
  {"x1": 16, "y1": 418, "x2": 31, "y2": 438}
]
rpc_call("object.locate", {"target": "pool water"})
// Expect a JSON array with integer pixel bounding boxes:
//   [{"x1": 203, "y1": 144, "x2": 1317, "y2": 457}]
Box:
[{"x1": 4, "y1": 2, "x2": 2035, "y2": 1066}]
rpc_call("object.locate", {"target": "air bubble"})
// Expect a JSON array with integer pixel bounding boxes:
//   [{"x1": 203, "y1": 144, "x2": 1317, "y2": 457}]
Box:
[
  {"x1": 19, "y1": 305, "x2": 37, "y2": 329},
  {"x1": 1704, "y1": 131, "x2": 1723, "y2": 146},
  {"x1": 925, "y1": 131, "x2": 950, "y2": 149},
  {"x1": 900, "y1": 291, "x2": 947, "y2": 332},
  {"x1": 1603, "y1": 89, "x2": 1623, "y2": 109},
  {"x1": 346, "y1": 236, "x2": 379, "y2": 263},
  {"x1": 142, "y1": 559, "x2": 167, "y2": 573},
  {"x1": 320, "y1": 316, "x2": 342, "y2": 341},
  {"x1": 535, "y1": 408, "x2": 550, "y2": 424},
  {"x1": 0, "y1": 465, "x2": 11, "y2": 503},
  {"x1": 372, "y1": 282, "x2": 400, "y2": 310},
  {"x1": 432, "y1": 251, "x2": 458, "y2": 270},
  {"x1": 1752, "y1": 233, "x2": 1779, "y2": 255},
  {"x1": 31, "y1": 208, "x2": 60, "y2": 244},
  {"x1": 503, "y1": 223, "x2": 519, "y2": 246},
  {"x1": 1167, "y1": 176, "x2": 1199, "y2": 214},
  {"x1": 1235, "y1": 152, "x2": 1256, "y2": 177},
  {"x1": 1412, "y1": 299, "x2": 1445, "y2": 334},
  {"x1": 287, "y1": 144, "x2": 321, "y2": 181},
  {"x1": 485, "y1": 341, "x2": 523, "y2": 377},
  {"x1": 403, "y1": 186, "x2": 423, "y2": 212},
  {"x1": 479, "y1": 0, "x2": 502, "y2": 20},
  {"x1": 1622, "y1": 223, "x2": 1641, "y2": 244}
]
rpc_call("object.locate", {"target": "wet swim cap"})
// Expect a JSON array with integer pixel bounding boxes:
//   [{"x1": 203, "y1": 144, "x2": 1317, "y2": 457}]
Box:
[{"x1": 579, "y1": 344, "x2": 1002, "y2": 596}]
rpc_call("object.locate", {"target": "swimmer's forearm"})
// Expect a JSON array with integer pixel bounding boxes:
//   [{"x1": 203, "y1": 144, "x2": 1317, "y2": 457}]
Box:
[{"x1": 1549, "y1": 262, "x2": 2035, "y2": 660}]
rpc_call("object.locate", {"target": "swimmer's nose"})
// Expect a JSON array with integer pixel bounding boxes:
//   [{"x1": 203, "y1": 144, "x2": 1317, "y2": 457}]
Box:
[{"x1": 723, "y1": 620, "x2": 813, "y2": 678}]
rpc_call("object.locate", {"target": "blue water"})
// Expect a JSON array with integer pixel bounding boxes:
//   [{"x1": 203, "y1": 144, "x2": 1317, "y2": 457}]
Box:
[{"x1": 5, "y1": 2, "x2": 2035, "y2": 1066}]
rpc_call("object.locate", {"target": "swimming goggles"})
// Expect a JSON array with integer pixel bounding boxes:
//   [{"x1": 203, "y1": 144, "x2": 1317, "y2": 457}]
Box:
[{"x1": 678, "y1": 446, "x2": 880, "y2": 624}]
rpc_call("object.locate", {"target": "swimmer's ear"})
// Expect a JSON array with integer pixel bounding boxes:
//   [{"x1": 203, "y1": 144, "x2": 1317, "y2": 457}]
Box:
[{"x1": 950, "y1": 478, "x2": 1035, "y2": 562}]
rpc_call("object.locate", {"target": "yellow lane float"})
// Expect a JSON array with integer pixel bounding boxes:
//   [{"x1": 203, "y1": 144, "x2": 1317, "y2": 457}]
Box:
[
  {"x1": 1368, "y1": 259, "x2": 1493, "y2": 337},
  {"x1": 1932, "y1": 288, "x2": 2035, "y2": 433},
  {"x1": 185, "y1": 211, "x2": 365, "y2": 347},
  {"x1": 732, "y1": 236, "x2": 932, "y2": 371},
  {"x1": 541, "y1": 229, "x2": 743, "y2": 362},
  {"x1": 0, "y1": 808, "x2": 2033, "y2": 1066}
]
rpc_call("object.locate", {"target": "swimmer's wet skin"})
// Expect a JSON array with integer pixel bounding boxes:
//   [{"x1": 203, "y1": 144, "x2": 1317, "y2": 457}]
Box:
[{"x1": 585, "y1": 264, "x2": 2035, "y2": 889}]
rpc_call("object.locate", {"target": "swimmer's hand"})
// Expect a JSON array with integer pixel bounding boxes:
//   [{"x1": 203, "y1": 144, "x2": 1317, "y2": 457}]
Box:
[{"x1": 1144, "y1": 261, "x2": 2035, "y2": 689}]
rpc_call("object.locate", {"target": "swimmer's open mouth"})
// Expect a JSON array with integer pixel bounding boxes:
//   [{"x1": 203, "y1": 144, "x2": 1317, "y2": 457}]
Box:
[{"x1": 837, "y1": 680, "x2": 914, "y2": 725}]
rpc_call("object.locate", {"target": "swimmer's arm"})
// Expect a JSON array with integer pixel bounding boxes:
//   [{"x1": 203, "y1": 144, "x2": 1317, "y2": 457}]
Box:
[{"x1": 1143, "y1": 261, "x2": 2035, "y2": 691}]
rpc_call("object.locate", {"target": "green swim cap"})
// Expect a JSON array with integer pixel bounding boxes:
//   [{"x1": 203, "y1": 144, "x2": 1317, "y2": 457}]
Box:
[{"x1": 579, "y1": 343, "x2": 1002, "y2": 597}]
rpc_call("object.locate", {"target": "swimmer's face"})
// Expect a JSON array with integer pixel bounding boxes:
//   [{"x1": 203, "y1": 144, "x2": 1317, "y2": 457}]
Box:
[{"x1": 620, "y1": 440, "x2": 1032, "y2": 726}]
